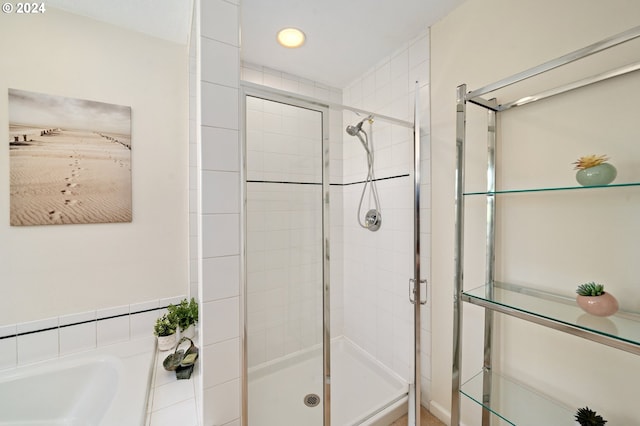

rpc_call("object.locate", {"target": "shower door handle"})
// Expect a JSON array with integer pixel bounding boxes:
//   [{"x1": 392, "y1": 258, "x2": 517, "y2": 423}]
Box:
[{"x1": 409, "y1": 278, "x2": 428, "y2": 305}]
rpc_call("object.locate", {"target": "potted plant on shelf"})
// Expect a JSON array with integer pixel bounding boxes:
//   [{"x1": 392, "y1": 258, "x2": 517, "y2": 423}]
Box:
[
  {"x1": 572, "y1": 154, "x2": 617, "y2": 186},
  {"x1": 576, "y1": 282, "x2": 619, "y2": 317},
  {"x1": 154, "y1": 313, "x2": 178, "y2": 351},
  {"x1": 168, "y1": 298, "x2": 199, "y2": 339},
  {"x1": 575, "y1": 406, "x2": 607, "y2": 425}
]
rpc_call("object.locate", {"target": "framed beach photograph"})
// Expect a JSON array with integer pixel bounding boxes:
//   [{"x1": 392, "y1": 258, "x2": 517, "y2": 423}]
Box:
[{"x1": 8, "y1": 89, "x2": 132, "y2": 226}]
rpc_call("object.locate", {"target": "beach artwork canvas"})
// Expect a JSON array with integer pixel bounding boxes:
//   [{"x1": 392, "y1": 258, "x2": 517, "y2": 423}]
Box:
[{"x1": 9, "y1": 89, "x2": 132, "y2": 226}]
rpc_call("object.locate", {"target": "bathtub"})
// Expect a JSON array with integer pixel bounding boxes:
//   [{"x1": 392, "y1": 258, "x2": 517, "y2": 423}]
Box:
[{"x1": 0, "y1": 336, "x2": 156, "y2": 426}]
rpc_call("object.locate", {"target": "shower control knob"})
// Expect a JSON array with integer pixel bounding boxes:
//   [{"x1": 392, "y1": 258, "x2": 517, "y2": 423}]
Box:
[{"x1": 365, "y1": 209, "x2": 381, "y2": 232}]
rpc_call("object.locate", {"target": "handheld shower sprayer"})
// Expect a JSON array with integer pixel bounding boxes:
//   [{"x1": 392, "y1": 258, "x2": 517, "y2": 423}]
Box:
[
  {"x1": 345, "y1": 115, "x2": 373, "y2": 136},
  {"x1": 346, "y1": 115, "x2": 374, "y2": 155},
  {"x1": 345, "y1": 115, "x2": 381, "y2": 232},
  {"x1": 345, "y1": 123, "x2": 361, "y2": 136}
]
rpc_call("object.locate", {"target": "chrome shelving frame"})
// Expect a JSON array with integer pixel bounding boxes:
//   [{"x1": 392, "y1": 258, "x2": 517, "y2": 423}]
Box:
[{"x1": 451, "y1": 25, "x2": 640, "y2": 426}]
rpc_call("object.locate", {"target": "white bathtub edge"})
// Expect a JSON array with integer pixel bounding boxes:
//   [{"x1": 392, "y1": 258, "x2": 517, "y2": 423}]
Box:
[{"x1": 0, "y1": 336, "x2": 156, "y2": 426}]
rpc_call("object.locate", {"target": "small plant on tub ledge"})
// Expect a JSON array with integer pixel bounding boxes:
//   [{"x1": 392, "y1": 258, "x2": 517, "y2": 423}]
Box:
[
  {"x1": 572, "y1": 154, "x2": 617, "y2": 186},
  {"x1": 575, "y1": 406, "x2": 607, "y2": 426},
  {"x1": 168, "y1": 298, "x2": 199, "y2": 339},
  {"x1": 154, "y1": 313, "x2": 178, "y2": 351},
  {"x1": 575, "y1": 282, "x2": 619, "y2": 317}
]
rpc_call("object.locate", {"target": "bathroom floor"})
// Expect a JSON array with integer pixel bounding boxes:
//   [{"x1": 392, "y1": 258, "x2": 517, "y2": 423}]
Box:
[{"x1": 389, "y1": 406, "x2": 445, "y2": 426}]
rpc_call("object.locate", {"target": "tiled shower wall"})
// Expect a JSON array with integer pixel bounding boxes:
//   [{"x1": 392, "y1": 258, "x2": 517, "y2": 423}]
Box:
[
  {"x1": 245, "y1": 97, "x2": 323, "y2": 367},
  {"x1": 203, "y1": 21, "x2": 432, "y2": 426},
  {"x1": 241, "y1": 63, "x2": 346, "y2": 341},
  {"x1": 341, "y1": 30, "x2": 432, "y2": 402},
  {"x1": 240, "y1": 31, "x2": 432, "y2": 404},
  {"x1": 241, "y1": 30, "x2": 432, "y2": 406}
]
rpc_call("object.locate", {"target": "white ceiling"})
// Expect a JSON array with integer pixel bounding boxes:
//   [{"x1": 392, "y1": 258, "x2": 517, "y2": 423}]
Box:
[
  {"x1": 47, "y1": 0, "x2": 466, "y2": 89},
  {"x1": 241, "y1": 0, "x2": 466, "y2": 88},
  {"x1": 46, "y1": 0, "x2": 194, "y2": 45}
]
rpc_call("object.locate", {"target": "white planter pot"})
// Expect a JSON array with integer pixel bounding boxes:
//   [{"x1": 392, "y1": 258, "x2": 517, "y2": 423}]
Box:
[
  {"x1": 157, "y1": 333, "x2": 177, "y2": 351},
  {"x1": 181, "y1": 324, "x2": 196, "y2": 339}
]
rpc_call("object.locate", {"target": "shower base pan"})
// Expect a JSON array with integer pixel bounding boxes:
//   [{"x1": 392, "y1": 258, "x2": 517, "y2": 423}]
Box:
[{"x1": 248, "y1": 336, "x2": 408, "y2": 425}]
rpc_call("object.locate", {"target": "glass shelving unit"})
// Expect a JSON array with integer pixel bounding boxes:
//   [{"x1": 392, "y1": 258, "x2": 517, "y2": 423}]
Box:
[
  {"x1": 463, "y1": 181, "x2": 640, "y2": 196},
  {"x1": 460, "y1": 370, "x2": 575, "y2": 426},
  {"x1": 463, "y1": 282, "x2": 640, "y2": 355},
  {"x1": 451, "y1": 25, "x2": 640, "y2": 426}
]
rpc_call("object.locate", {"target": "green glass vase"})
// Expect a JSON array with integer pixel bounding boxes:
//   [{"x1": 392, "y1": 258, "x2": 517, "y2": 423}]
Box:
[{"x1": 575, "y1": 163, "x2": 617, "y2": 186}]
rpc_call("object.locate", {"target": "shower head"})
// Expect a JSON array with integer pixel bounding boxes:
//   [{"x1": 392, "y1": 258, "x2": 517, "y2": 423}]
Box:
[
  {"x1": 345, "y1": 121, "x2": 364, "y2": 136},
  {"x1": 345, "y1": 115, "x2": 373, "y2": 136}
]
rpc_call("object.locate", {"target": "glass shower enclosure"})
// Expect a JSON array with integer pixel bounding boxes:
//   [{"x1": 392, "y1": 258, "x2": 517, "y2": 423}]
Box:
[{"x1": 242, "y1": 84, "x2": 421, "y2": 425}]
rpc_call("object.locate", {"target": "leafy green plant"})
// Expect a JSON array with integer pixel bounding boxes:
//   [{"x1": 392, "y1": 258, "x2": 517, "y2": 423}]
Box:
[
  {"x1": 576, "y1": 282, "x2": 605, "y2": 297},
  {"x1": 154, "y1": 313, "x2": 177, "y2": 337},
  {"x1": 168, "y1": 298, "x2": 199, "y2": 330},
  {"x1": 575, "y1": 406, "x2": 607, "y2": 426}
]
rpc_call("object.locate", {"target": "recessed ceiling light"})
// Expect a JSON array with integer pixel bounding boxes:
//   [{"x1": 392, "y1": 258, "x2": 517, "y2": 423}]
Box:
[{"x1": 277, "y1": 27, "x2": 306, "y2": 48}]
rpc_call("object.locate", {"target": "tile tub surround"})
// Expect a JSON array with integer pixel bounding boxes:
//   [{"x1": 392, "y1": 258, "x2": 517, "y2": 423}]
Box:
[
  {"x1": 0, "y1": 295, "x2": 186, "y2": 370},
  {"x1": 147, "y1": 333, "x2": 200, "y2": 426}
]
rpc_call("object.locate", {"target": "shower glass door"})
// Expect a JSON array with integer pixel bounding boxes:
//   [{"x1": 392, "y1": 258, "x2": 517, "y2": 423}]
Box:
[
  {"x1": 244, "y1": 93, "x2": 327, "y2": 426},
  {"x1": 243, "y1": 86, "x2": 417, "y2": 425}
]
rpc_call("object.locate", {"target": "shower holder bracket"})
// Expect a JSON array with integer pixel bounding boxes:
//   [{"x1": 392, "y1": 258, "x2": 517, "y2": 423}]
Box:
[{"x1": 409, "y1": 278, "x2": 428, "y2": 305}]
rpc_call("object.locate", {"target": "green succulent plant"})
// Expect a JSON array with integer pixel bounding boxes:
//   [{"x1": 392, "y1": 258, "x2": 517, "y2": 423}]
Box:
[
  {"x1": 168, "y1": 298, "x2": 199, "y2": 330},
  {"x1": 575, "y1": 406, "x2": 607, "y2": 426},
  {"x1": 576, "y1": 282, "x2": 605, "y2": 297},
  {"x1": 153, "y1": 313, "x2": 178, "y2": 337}
]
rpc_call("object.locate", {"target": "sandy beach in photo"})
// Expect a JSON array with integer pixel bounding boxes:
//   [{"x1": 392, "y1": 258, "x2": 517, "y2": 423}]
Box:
[
  {"x1": 10, "y1": 127, "x2": 132, "y2": 226},
  {"x1": 8, "y1": 89, "x2": 132, "y2": 226}
]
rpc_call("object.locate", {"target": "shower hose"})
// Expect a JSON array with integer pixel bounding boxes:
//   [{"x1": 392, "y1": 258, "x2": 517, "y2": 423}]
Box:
[{"x1": 356, "y1": 121, "x2": 381, "y2": 229}]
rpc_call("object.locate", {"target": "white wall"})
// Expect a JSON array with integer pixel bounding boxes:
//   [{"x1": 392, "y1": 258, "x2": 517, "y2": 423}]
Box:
[
  {"x1": 0, "y1": 8, "x2": 189, "y2": 325},
  {"x1": 430, "y1": 1, "x2": 640, "y2": 424}
]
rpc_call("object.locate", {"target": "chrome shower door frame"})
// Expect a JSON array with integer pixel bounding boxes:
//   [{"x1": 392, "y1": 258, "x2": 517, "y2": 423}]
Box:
[
  {"x1": 240, "y1": 85, "x2": 331, "y2": 426},
  {"x1": 241, "y1": 81, "x2": 421, "y2": 426},
  {"x1": 409, "y1": 81, "x2": 425, "y2": 426}
]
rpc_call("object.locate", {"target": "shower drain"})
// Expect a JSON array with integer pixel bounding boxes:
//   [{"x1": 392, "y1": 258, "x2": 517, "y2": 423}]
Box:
[{"x1": 303, "y1": 393, "x2": 321, "y2": 407}]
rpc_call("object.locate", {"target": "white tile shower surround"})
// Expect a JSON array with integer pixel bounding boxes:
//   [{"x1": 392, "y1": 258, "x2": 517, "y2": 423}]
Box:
[
  {"x1": 197, "y1": 1, "x2": 242, "y2": 424},
  {"x1": 340, "y1": 30, "x2": 433, "y2": 400},
  {"x1": 239, "y1": 27, "x2": 433, "y2": 417},
  {"x1": 244, "y1": 93, "x2": 325, "y2": 369},
  {"x1": 245, "y1": 182, "x2": 323, "y2": 367},
  {"x1": 245, "y1": 95, "x2": 323, "y2": 184},
  {"x1": 248, "y1": 337, "x2": 406, "y2": 426},
  {"x1": 341, "y1": 176, "x2": 416, "y2": 380}
]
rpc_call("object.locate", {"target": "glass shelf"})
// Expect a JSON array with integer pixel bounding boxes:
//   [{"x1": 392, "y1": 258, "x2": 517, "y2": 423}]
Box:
[
  {"x1": 462, "y1": 283, "x2": 640, "y2": 355},
  {"x1": 463, "y1": 181, "x2": 640, "y2": 196},
  {"x1": 460, "y1": 369, "x2": 575, "y2": 426}
]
